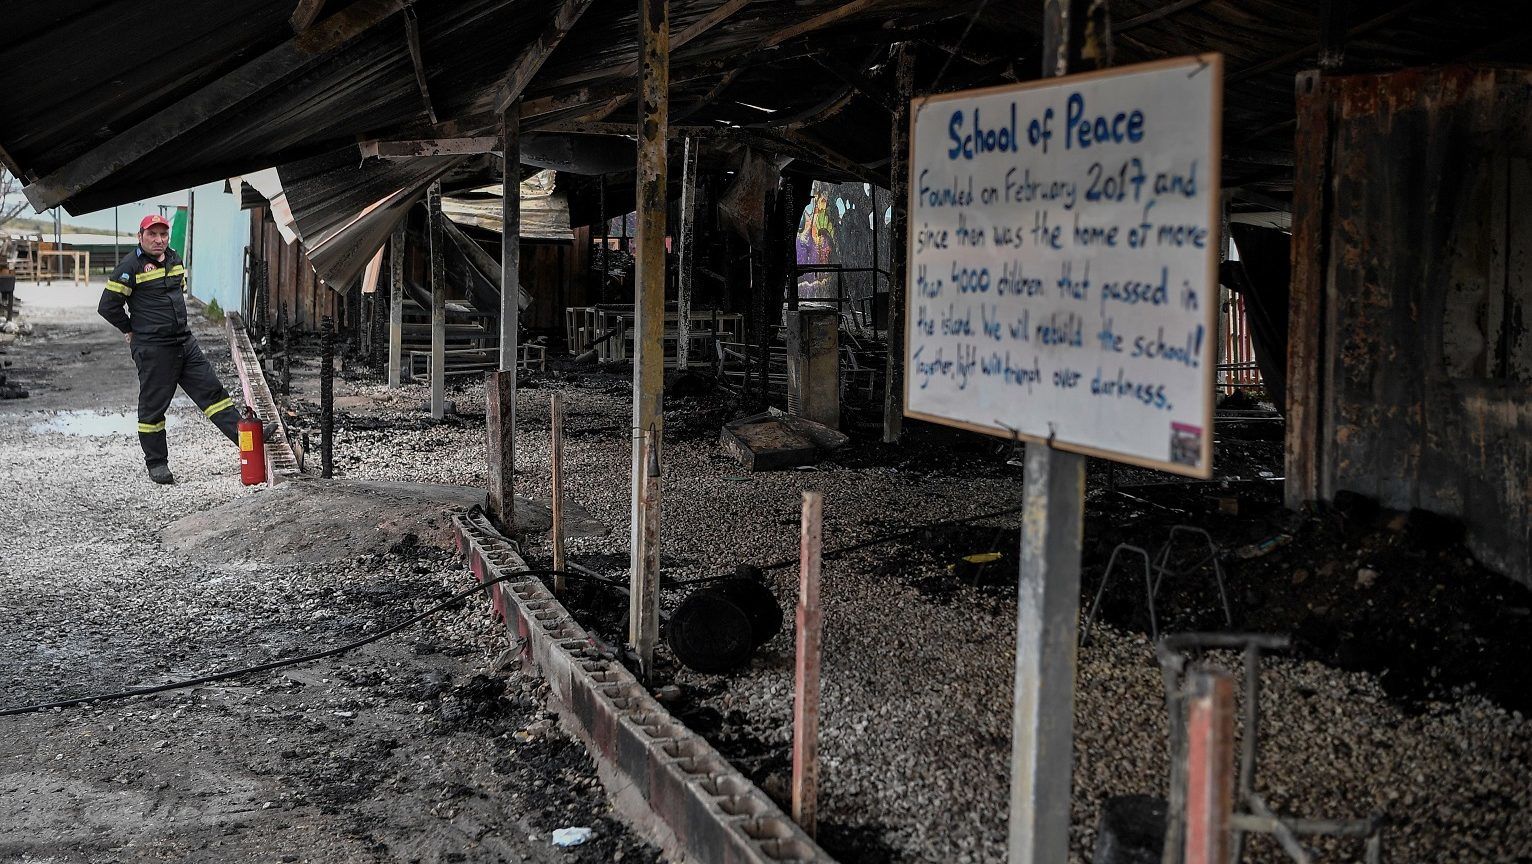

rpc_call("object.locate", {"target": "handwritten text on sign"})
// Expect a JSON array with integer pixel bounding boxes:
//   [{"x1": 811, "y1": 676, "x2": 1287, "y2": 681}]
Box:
[{"x1": 903, "y1": 56, "x2": 1221, "y2": 476}]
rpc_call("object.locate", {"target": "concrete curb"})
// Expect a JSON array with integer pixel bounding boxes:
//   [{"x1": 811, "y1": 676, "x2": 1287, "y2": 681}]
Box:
[
  {"x1": 224, "y1": 311, "x2": 299, "y2": 481},
  {"x1": 453, "y1": 509, "x2": 835, "y2": 864}
]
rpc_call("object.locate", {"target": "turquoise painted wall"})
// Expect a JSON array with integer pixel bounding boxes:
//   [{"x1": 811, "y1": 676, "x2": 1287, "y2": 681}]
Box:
[{"x1": 186, "y1": 180, "x2": 246, "y2": 314}]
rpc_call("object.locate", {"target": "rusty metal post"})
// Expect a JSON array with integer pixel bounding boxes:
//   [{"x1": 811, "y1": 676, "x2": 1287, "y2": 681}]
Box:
[
  {"x1": 1230, "y1": 643, "x2": 1262, "y2": 863},
  {"x1": 1183, "y1": 669, "x2": 1235, "y2": 864},
  {"x1": 486, "y1": 101, "x2": 522, "y2": 533},
  {"x1": 629, "y1": 0, "x2": 669, "y2": 672},
  {"x1": 791, "y1": 489, "x2": 824, "y2": 838},
  {"x1": 677, "y1": 136, "x2": 698, "y2": 369},
  {"x1": 635, "y1": 427, "x2": 662, "y2": 678},
  {"x1": 428, "y1": 180, "x2": 446, "y2": 418},
  {"x1": 1008, "y1": 444, "x2": 1085, "y2": 864},
  {"x1": 1008, "y1": 8, "x2": 1092, "y2": 864},
  {"x1": 551, "y1": 392, "x2": 567, "y2": 592},
  {"x1": 501, "y1": 101, "x2": 522, "y2": 373},
  {"x1": 387, "y1": 221, "x2": 405, "y2": 388},
  {"x1": 320, "y1": 315, "x2": 334, "y2": 479},
  {"x1": 882, "y1": 41, "x2": 914, "y2": 443},
  {"x1": 597, "y1": 174, "x2": 610, "y2": 303}
]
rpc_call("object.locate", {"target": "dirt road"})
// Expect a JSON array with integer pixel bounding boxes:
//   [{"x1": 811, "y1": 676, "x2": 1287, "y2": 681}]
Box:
[{"x1": 0, "y1": 283, "x2": 658, "y2": 864}]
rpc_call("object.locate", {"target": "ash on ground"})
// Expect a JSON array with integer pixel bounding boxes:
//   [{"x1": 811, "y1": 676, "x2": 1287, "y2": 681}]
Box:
[{"x1": 273, "y1": 339, "x2": 1532, "y2": 864}]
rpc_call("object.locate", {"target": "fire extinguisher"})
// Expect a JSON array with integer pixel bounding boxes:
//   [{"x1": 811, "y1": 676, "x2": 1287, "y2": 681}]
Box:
[{"x1": 238, "y1": 406, "x2": 267, "y2": 486}]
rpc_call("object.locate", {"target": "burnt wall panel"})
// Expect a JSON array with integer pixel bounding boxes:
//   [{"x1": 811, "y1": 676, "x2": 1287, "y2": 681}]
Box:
[{"x1": 1313, "y1": 67, "x2": 1532, "y2": 586}]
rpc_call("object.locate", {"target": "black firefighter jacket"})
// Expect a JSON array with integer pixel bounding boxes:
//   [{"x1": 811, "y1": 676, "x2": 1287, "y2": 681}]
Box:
[{"x1": 98, "y1": 248, "x2": 191, "y2": 345}]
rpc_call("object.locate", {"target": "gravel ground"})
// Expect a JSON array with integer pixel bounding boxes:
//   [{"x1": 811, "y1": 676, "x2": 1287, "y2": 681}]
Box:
[
  {"x1": 284, "y1": 346, "x2": 1532, "y2": 864},
  {"x1": 0, "y1": 288, "x2": 659, "y2": 864}
]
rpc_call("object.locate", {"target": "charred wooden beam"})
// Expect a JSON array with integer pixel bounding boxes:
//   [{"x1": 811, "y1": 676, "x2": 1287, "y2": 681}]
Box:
[
  {"x1": 882, "y1": 40, "x2": 913, "y2": 443},
  {"x1": 488, "y1": 100, "x2": 521, "y2": 533},
  {"x1": 1286, "y1": 70, "x2": 1331, "y2": 508},
  {"x1": 673, "y1": 0, "x2": 754, "y2": 53},
  {"x1": 359, "y1": 137, "x2": 499, "y2": 158},
  {"x1": 0, "y1": 141, "x2": 28, "y2": 180},
  {"x1": 23, "y1": 0, "x2": 406, "y2": 211},
  {"x1": 493, "y1": 0, "x2": 596, "y2": 113},
  {"x1": 1116, "y1": 0, "x2": 1215, "y2": 32},
  {"x1": 403, "y1": 5, "x2": 439, "y2": 125},
  {"x1": 815, "y1": 54, "x2": 894, "y2": 115},
  {"x1": 765, "y1": 129, "x2": 881, "y2": 185},
  {"x1": 387, "y1": 221, "x2": 404, "y2": 387},
  {"x1": 290, "y1": 0, "x2": 326, "y2": 33},
  {"x1": 441, "y1": 211, "x2": 530, "y2": 308},
  {"x1": 1224, "y1": 148, "x2": 1294, "y2": 167},
  {"x1": 1225, "y1": 187, "x2": 1292, "y2": 213},
  {"x1": 780, "y1": 85, "x2": 858, "y2": 129},
  {"x1": 538, "y1": 0, "x2": 751, "y2": 90},
  {"x1": 521, "y1": 83, "x2": 631, "y2": 119},
  {"x1": 534, "y1": 120, "x2": 718, "y2": 136},
  {"x1": 676, "y1": 65, "x2": 745, "y2": 122},
  {"x1": 763, "y1": 0, "x2": 881, "y2": 49},
  {"x1": 1228, "y1": 0, "x2": 1428, "y2": 84}
]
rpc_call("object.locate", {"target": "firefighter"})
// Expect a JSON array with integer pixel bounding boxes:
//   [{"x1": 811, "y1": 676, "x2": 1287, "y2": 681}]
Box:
[{"x1": 98, "y1": 214, "x2": 239, "y2": 485}]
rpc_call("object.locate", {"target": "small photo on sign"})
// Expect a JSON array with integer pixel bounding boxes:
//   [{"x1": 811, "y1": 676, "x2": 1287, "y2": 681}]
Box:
[{"x1": 1169, "y1": 422, "x2": 1203, "y2": 468}]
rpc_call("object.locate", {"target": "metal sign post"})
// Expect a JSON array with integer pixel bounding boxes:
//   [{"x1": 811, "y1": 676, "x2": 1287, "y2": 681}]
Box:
[
  {"x1": 1007, "y1": 441, "x2": 1085, "y2": 864},
  {"x1": 897, "y1": 3, "x2": 1221, "y2": 860}
]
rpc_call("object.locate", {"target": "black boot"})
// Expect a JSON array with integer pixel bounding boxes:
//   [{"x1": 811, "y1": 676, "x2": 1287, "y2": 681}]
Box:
[{"x1": 148, "y1": 464, "x2": 176, "y2": 485}]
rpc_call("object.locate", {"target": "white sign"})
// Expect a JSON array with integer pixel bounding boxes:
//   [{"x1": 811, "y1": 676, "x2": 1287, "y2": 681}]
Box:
[{"x1": 904, "y1": 56, "x2": 1222, "y2": 477}]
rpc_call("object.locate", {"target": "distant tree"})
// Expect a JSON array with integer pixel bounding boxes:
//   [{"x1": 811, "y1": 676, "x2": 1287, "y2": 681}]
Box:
[{"x1": 0, "y1": 168, "x2": 30, "y2": 232}]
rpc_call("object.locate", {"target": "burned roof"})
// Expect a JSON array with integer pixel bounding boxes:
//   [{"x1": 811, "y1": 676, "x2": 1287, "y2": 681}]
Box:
[{"x1": 3, "y1": 0, "x2": 1530, "y2": 220}]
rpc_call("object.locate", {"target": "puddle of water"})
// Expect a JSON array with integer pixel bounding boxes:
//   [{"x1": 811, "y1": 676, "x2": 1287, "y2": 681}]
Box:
[{"x1": 30, "y1": 410, "x2": 180, "y2": 436}]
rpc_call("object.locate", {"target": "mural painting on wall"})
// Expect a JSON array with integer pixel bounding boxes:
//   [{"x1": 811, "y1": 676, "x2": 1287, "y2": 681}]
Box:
[{"x1": 796, "y1": 181, "x2": 892, "y2": 308}]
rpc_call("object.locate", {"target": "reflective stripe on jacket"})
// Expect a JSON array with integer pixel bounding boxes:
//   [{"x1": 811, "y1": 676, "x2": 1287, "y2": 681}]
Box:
[{"x1": 99, "y1": 248, "x2": 191, "y2": 344}]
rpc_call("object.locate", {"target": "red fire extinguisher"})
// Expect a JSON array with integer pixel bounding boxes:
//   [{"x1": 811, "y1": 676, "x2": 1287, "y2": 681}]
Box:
[{"x1": 238, "y1": 406, "x2": 267, "y2": 486}]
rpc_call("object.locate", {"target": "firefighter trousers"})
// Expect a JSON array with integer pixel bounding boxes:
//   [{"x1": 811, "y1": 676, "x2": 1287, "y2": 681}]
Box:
[{"x1": 132, "y1": 336, "x2": 239, "y2": 467}]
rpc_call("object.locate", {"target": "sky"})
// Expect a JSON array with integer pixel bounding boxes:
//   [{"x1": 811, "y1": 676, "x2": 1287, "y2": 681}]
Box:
[{"x1": 3, "y1": 185, "x2": 189, "y2": 235}]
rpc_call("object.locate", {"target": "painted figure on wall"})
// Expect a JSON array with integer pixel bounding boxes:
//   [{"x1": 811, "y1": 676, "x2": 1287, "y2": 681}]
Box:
[
  {"x1": 794, "y1": 181, "x2": 892, "y2": 312},
  {"x1": 796, "y1": 191, "x2": 837, "y2": 295}
]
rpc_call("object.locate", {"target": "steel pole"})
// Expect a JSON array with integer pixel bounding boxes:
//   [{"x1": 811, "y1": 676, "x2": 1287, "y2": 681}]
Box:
[
  {"x1": 428, "y1": 181, "x2": 447, "y2": 419},
  {"x1": 387, "y1": 222, "x2": 405, "y2": 387},
  {"x1": 676, "y1": 136, "x2": 697, "y2": 369},
  {"x1": 1008, "y1": 5, "x2": 1093, "y2": 863}
]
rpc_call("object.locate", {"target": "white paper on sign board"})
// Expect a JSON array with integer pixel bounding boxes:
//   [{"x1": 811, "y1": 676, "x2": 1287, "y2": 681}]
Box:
[{"x1": 903, "y1": 55, "x2": 1222, "y2": 478}]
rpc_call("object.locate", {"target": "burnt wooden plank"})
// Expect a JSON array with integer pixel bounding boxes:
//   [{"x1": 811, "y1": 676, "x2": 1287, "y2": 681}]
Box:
[
  {"x1": 291, "y1": 0, "x2": 326, "y2": 33},
  {"x1": 493, "y1": 0, "x2": 597, "y2": 113},
  {"x1": 1286, "y1": 70, "x2": 1330, "y2": 509},
  {"x1": 402, "y1": 5, "x2": 438, "y2": 125},
  {"x1": 22, "y1": 0, "x2": 407, "y2": 211},
  {"x1": 882, "y1": 41, "x2": 913, "y2": 443}
]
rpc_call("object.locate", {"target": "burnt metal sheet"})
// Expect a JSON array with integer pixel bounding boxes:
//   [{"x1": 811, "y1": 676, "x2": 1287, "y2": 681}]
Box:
[
  {"x1": 275, "y1": 147, "x2": 470, "y2": 289},
  {"x1": 442, "y1": 173, "x2": 573, "y2": 241},
  {"x1": 1291, "y1": 66, "x2": 1532, "y2": 586},
  {"x1": 4, "y1": 0, "x2": 1532, "y2": 218}
]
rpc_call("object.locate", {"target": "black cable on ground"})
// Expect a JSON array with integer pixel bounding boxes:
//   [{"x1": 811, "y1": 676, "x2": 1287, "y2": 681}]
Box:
[
  {"x1": 5, "y1": 501, "x2": 1029, "y2": 716},
  {"x1": 0, "y1": 567, "x2": 574, "y2": 718}
]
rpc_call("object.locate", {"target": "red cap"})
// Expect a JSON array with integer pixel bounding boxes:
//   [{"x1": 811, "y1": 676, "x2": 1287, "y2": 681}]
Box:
[{"x1": 139, "y1": 214, "x2": 170, "y2": 232}]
